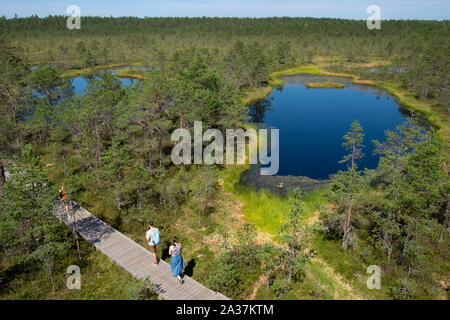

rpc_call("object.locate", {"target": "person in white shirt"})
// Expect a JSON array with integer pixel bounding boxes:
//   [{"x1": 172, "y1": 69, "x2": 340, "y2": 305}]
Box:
[{"x1": 145, "y1": 221, "x2": 159, "y2": 266}]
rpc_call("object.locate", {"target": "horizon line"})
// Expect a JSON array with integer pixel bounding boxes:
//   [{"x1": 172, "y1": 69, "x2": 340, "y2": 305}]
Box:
[{"x1": 2, "y1": 15, "x2": 449, "y2": 22}]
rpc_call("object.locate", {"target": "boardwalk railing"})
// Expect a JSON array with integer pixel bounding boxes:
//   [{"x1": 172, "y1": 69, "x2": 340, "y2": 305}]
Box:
[{"x1": 54, "y1": 202, "x2": 229, "y2": 300}]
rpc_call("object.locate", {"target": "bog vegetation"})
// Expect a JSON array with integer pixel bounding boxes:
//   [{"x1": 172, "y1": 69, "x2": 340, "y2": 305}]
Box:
[{"x1": 0, "y1": 17, "x2": 448, "y2": 300}]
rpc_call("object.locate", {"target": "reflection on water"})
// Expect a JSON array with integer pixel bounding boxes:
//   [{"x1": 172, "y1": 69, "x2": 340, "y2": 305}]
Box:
[
  {"x1": 368, "y1": 67, "x2": 407, "y2": 73},
  {"x1": 248, "y1": 94, "x2": 273, "y2": 123},
  {"x1": 72, "y1": 73, "x2": 137, "y2": 95}
]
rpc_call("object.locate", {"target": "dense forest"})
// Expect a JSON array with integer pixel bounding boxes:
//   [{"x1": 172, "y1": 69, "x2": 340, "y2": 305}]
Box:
[
  {"x1": 1, "y1": 16, "x2": 448, "y2": 112},
  {"x1": 0, "y1": 17, "x2": 448, "y2": 300}
]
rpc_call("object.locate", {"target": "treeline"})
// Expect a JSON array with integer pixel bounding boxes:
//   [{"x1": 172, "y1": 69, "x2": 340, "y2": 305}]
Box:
[
  {"x1": 2, "y1": 16, "x2": 448, "y2": 68},
  {"x1": 2, "y1": 16, "x2": 447, "y2": 38},
  {"x1": 2, "y1": 16, "x2": 448, "y2": 111}
]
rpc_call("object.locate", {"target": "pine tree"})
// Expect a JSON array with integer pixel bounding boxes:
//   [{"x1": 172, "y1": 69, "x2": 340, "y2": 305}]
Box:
[
  {"x1": 340, "y1": 120, "x2": 364, "y2": 170},
  {"x1": 339, "y1": 120, "x2": 364, "y2": 249}
]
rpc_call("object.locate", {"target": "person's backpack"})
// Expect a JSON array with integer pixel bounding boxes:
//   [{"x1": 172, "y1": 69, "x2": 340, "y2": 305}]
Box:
[{"x1": 152, "y1": 228, "x2": 160, "y2": 245}]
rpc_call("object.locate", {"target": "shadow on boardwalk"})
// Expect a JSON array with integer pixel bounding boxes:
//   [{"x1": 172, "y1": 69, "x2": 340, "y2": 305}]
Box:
[{"x1": 74, "y1": 214, "x2": 115, "y2": 245}]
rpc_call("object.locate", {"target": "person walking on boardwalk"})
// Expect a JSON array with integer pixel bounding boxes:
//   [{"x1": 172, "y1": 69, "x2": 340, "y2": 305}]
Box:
[
  {"x1": 58, "y1": 185, "x2": 69, "y2": 219},
  {"x1": 169, "y1": 236, "x2": 185, "y2": 284},
  {"x1": 145, "y1": 221, "x2": 160, "y2": 266}
]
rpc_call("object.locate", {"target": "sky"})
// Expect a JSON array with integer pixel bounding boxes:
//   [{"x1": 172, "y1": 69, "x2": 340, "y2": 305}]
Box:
[{"x1": 1, "y1": 0, "x2": 449, "y2": 20}]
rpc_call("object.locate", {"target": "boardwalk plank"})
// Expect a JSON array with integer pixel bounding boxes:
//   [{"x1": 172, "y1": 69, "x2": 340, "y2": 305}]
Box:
[{"x1": 53, "y1": 203, "x2": 229, "y2": 300}]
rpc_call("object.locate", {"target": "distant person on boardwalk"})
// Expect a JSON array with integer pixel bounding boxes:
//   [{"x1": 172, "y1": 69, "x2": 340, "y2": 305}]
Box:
[
  {"x1": 58, "y1": 185, "x2": 69, "y2": 218},
  {"x1": 169, "y1": 236, "x2": 185, "y2": 284},
  {"x1": 145, "y1": 221, "x2": 160, "y2": 266}
]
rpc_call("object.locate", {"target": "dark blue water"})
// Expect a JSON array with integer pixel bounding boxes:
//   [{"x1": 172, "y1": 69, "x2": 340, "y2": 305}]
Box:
[{"x1": 248, "y1": 74, "x2": 412, "y2": 179}]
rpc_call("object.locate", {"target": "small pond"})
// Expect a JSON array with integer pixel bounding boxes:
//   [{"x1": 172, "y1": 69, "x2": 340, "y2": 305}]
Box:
[
  {"x1": 71, "y1": 66, "x2": 152, "y2": 94},
  {"x1": 244, "y1": 74, "x2": 421, "y2": 191}
]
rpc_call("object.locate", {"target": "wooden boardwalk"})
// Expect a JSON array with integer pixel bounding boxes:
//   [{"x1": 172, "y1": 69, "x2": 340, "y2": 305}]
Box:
[{"x1": 53, "y1": 203, "x2": 229, "y2": 300}]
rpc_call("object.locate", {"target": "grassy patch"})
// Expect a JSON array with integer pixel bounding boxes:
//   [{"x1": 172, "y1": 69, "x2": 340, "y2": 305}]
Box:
[
  {"x1": 60, "y1": 62, "x2": 148, "y2": 78},
  {"x1": 272, "y1": 65, "x2": 327, "y2": 79},
  {"x1": 241, "y1": 187, "x2": 325, "y2": 235},
  {"x1": 311, "y1": 234, "x2": 390, "y2": 299},
  {"x1": 306, "y1": 82, "x2": 344, "y2": 89},
  {"x1": 352, "y1": 79, "x2": 376, "y2": 85},
  {"x1": 237, "y1": 187, "x2": 290, "y2": 235},
  {"x1": 115, "y1": 68, "x2": 147, "y2": 80},
  {"x1": 219, "y1": 163, "x2": 326, "y2": 235},
  {"x1": 242, "y1": 86, "x2": 273, "y2": 105}
]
